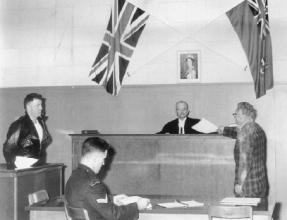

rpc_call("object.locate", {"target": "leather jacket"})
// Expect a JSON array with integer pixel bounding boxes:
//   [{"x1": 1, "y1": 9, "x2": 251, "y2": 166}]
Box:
[{"x1": 3, "y1": 114, "x2": 52, "y2": 169}]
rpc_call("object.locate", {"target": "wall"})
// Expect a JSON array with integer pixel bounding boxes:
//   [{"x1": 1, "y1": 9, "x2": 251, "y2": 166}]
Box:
[
  {"x1": 0, "y1": 83, "x2": 276, "y2": 202},
  {"x1": 3, "y1": 0, "x2": 287, "y2": 87}
]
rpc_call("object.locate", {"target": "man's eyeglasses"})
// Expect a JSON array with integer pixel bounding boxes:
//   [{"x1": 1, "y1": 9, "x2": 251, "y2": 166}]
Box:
[{"x1": 232, "y1": 113, "x2": 238, "y2": 117}]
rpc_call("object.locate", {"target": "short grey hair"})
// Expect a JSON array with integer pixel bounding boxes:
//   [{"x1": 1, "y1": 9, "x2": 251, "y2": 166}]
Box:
[
  {"x1": 237, "y1": 102, "x2": 257, "y2": 120},
  {"x1": 176, "y1": 100, "x2": 189, "y2": 109}
]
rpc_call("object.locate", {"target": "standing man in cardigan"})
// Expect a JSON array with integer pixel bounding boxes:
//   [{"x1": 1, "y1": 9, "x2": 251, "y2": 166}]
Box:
[
  {"x1": 218, "y1": 102, "x2": 269, "y2": 209},
  {"x1": 3, "y1": 93, "x2": 52, "y2": 169},
  {"x1": 157, "y1": 100, "x2": 202, "y2": 134}
]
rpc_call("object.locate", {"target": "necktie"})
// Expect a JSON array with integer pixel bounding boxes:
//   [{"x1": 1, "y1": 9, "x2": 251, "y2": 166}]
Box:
[{"x1": 180, "y1": 127, "x2": 183, "y2": 134}]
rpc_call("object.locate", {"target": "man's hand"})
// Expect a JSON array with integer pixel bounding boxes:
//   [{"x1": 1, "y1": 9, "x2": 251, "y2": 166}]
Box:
[
  {"x1": 136, "y1": 198, "x2": 151, "y2": 210},
  {"x1": 217, "y1": 126, "x2": 225, "y2": 134},
  {"x1": 235, "y1": 184, "x2": 243, "y2": 195},
  {"x1": 113, "y1": 194, "x2": 128, "y2": 206}
]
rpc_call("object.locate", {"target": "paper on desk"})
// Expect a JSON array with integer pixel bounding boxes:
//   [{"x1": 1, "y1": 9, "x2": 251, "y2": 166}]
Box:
[
  {"x1": 220, "y1": 197, "x2": 261, "y2": 206},
  {"x1": 114, "y1": 195, "x2": 152, "y2": 209},
  {"x1": 157, "y1": 201, "x2": 187, "y2": 208},
  {"x1": 15, "y1": 156, "x2": 38, "y2": 169},
  {"x1": 157, "y1": 200, "x2": 204, "y2": 208},
  {"x1": 180, "y1": 200, "x2": 204, "y2": 207},
  {"x1": 192, "y1": 118, "x2": 218, "y2": 133},
  {"x1": 117, "y1": 196, "x2": 141, "y2": 205}
]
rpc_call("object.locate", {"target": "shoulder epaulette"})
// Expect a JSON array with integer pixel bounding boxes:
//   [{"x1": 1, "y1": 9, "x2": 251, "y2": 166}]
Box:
[{"x1": 89, "y1": 180, "x2": 101, "y2": 187}]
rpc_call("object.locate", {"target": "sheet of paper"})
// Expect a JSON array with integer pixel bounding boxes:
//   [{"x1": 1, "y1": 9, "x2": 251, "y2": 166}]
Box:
[
  {"x1": 180, "y1": 200, "x2": 204, "y2": 207},
  {"x1": 192, "y1": 118, "x2": 218, "y2": 133},
  {"x1": 118, "y1": 196, "x2": 141, "y2": 205},
  {"x1": 157, "y1": 200, "x2": 204, "y2": 208},
  {"x1": 14, "y1": 156, "x2": 38, "y2": 169},
  {"x1": 220, "y1": 197, "x2": 261, "y2": 206},
  {"x1": 157, "y1": 201, "x2": 187, "y2": 208}
]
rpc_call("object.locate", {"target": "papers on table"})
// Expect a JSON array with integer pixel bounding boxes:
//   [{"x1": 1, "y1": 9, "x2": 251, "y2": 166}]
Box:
[
  {"x1": 14, "y1": 156, "x2": 38, "y2": 169},
  {"x1": 192, "y1": 118, "x2": 218, "y2": 134},
  {"x1": 113, "y1": 195, "x2": 152, "y2": 209},
  {"x1": 157, "y1": 200, "x2": 204, "y2": 208},
  {"x1": 116, "y1": 196, "x2": 141, "y2": 205},
  {"x1": 220, "y1": 197, "x2": 261, "y2": 206}
]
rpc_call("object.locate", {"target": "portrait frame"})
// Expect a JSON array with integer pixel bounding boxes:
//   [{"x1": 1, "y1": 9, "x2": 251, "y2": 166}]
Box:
[{"x1": 178, "y1": 51, "x2": 201, "y2": 83}]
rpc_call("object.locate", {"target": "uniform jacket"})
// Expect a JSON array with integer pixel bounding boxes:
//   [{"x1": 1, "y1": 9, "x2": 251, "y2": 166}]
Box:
[
  {"x1": 3, "y1": 114, "x2": 52, "y2": 169},
  {"x1": 65, "y1": 164, "x2": 139, "y2": 220},
  {"x1": 158, "y1": 117, "x2": 202, "y2": 134}
]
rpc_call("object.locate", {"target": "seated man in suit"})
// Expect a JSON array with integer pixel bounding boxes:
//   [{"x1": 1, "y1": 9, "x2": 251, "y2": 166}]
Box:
[
  {"x1": 158, "y1": 100, "x2": 202, "y2": 134},
  {"x1": 65, "y1": 137, "x2": 151, "y2": 220}
]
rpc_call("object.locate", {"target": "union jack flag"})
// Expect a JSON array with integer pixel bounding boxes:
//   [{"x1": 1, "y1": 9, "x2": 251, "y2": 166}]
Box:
[
  {"x1": 248, "y1": 0, "x2": 269, "y2": 38},
  {"x1": 89, "y1": 0, "x2": 149, "y2": 95}
]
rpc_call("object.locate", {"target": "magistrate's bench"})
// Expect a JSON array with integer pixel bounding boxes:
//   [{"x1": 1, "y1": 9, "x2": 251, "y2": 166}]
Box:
[{"x1": 70, "y1": 134, "x2": 235, "y2": 202}]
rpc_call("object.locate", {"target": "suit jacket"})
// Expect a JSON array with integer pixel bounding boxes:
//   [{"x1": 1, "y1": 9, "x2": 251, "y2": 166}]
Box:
[
  {"x1": 3, "y1": 114, "x2": 52, "y2": 169},
  {"x1": 65, "y1": 164, "x2": 139, "y2": 220},
  {"x1": 158, "y1": 117, "x2": 202, "y2": 134}
]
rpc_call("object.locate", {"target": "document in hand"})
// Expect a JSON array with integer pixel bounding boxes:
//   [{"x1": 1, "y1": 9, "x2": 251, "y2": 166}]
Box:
[
  {"x1": 192, "y1": 118, "x2": 218, "y2": 133},
  {"x1": 117, "y1": 196, "x2": 141, "y2": 205},
  {"x1": 220, "y1": 197, "x2": 261, "y2": 206},
  {"x1": 157, "y1": 200, "x2": 204, "y2": 208},
  {"x1": 14, "y1": 156, "x2": 38, "y2": 169},
  {"x1": 113, "y1": 195, "x2": 152, "y2": 209}
]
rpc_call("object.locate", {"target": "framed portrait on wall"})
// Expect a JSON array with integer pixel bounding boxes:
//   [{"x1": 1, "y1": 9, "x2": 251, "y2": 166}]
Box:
[{"x1": 178, "y1": 51, "x2": 201, "y2": 82}]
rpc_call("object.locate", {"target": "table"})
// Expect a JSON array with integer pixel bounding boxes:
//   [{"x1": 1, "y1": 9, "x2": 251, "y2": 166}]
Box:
[{"x1": 27, "y1": 195, "x2": 270, "y2": 220}]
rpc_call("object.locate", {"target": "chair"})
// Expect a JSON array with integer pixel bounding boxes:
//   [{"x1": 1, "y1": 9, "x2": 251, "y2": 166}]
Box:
[
  {"x1": 63, "y1": 199, "x2": 90, "y2": 220},
  {"x1": 271, "y1": 202, "x2": 281, "y2": 220},
  {"x1": 208, "y1": 205, "x2": 253, "y2": 220},
  {"x1": 28, "y1": 189, "x2": 49, "y2": 205}
]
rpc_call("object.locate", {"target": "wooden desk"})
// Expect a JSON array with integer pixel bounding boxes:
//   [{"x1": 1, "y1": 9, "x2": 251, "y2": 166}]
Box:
[
  {"x1": 27, "y1": 196, "x2": 270, "y2": 220},
  {"x1": 70, "y1": 134, "x2": 236, "y2": 203},
  {"x1": 0, "y1": 163, "x2": 65, "y2": 220}
]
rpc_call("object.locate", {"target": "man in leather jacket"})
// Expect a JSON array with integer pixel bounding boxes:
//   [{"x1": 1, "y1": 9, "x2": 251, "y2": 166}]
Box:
[{"x1": 3, "y1": 93, "x2": 52, "y2": 169}]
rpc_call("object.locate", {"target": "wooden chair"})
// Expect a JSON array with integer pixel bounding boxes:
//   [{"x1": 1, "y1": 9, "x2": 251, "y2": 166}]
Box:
[
  {"x1": 208, "y1": 205, "x2": 253, "y2": 220},
  {"x1": 28, "y1": 189, "x2": 49, "y2": 205},
  {"x1": 63, "y1": 199, "x2": 90, "y2": 220}
]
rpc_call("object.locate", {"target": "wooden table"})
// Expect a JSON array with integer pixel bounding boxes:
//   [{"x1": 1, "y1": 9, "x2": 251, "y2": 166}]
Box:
[{"x1": 27, "y1": 195, "x2": 271, "y2": 220}]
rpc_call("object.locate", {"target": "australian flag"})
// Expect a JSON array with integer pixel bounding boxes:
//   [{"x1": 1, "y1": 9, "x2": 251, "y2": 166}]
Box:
[
  {"x1": 226, "y1": 0, "x2": 273, "y2": 98},
  {"x1": 89, "y1": 0, "x2": 149, "y2": 95}
]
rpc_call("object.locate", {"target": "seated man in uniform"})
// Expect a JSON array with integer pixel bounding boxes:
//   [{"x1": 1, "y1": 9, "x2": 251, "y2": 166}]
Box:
[
  {"x1": 3, "y1": 93, "x2": 52, "y2": 169},
  {"x1": 157, "y1": 100, "x2": 202, "y2": 134},
  {"x1": 65, "y1": 137, "x2": 151, "y2": 220}
]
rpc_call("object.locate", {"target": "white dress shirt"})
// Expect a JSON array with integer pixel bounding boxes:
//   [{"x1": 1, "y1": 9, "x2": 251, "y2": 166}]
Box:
[{"x1": 178, "y1": 118, "x2": 187, "y2": 134}]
